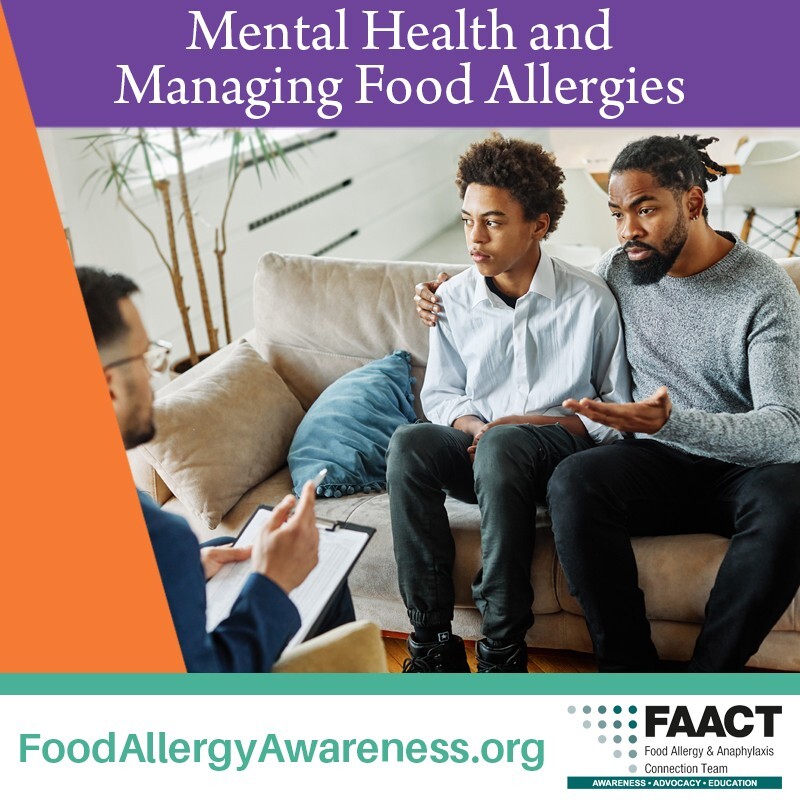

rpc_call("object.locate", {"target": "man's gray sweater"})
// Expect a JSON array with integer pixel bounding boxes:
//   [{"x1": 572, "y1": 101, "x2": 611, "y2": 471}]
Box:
[{"x1": 595, "y1": 234, "x2": 800, "y2": 466}]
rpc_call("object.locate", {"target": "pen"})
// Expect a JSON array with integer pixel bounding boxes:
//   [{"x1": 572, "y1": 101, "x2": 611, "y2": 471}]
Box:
[{"x1": 312, "y1": 468, "x2": 328, "y2": 490}]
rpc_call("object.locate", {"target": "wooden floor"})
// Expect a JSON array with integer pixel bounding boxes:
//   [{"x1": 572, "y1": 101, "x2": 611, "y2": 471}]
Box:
[
  {"x1": 383, "y1": 635, "x2": 597, "y2": 673},
  {"x1": 383, "y1": 636, "x2": 777, "y2": 673}
]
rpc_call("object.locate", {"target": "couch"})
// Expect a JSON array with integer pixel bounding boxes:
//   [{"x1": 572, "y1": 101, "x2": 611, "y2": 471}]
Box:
[{"x1": 129, "y1": 251, "x2": 800, "y2": 671}]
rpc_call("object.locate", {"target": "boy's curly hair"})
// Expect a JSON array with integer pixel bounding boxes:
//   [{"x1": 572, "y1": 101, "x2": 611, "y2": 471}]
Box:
[{"x1": 455, "y1": 133, "x2": 566, "y2": 236}]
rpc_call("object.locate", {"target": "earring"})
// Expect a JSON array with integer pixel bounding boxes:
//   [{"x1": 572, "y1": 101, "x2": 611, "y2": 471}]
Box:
[{"x1": 690, "y1": 214, "x2": 699, "y2": 221}]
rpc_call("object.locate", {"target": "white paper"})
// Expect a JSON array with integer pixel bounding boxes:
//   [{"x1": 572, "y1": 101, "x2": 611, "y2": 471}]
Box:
[{"x1": 204, "y1": 507, "x2": 370, "y2": 648}]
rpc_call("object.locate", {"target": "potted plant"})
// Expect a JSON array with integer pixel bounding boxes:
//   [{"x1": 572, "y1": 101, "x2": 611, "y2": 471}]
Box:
[{"x1": 79, "y1": 127, "x2": 294, "y2": 370}]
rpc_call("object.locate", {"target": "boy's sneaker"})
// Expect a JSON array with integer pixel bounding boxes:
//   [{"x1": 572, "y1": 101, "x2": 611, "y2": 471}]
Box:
[
  {"x1": 402, "y1": 635, "x2": 471, "y2": 673},
  {"x1": 476, "y1": 639, "x2": 529, "y2": 673}
]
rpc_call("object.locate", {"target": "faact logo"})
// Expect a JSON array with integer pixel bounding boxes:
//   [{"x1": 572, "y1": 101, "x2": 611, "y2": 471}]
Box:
[{"x1": 645, "y1": 706, "x2": 781, "y2": 738}]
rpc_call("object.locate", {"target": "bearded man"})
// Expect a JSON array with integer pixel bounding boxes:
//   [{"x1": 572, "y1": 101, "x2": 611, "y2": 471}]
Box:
[{"x1": 547, "y1": 135, "x2": 800, "y2": 672}]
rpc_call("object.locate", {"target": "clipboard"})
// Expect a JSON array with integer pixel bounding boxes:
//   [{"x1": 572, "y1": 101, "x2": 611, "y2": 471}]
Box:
[{"x1": 205, "y1": 504, "x2": 374, "y2": 649}]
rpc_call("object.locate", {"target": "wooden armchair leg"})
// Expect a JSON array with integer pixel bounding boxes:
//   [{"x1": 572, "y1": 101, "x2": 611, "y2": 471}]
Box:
[
  {"x1": 740, "y1": 208, "x2": 756, "y2": 242},
  {"x1": 789, "y1": 211, "x2": 800, "y2": 257}
]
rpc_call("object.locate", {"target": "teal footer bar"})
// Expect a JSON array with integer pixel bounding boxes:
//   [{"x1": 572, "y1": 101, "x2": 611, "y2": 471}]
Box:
[
  {"x1": 567, "y1": 776, "x2": 782, "y2": 790},
  {"x1": 0, "y1": 673, "x2": 799, "y2": 695}
]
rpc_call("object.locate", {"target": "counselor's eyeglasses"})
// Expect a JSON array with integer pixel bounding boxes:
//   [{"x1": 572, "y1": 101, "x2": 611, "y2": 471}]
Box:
[{"x1": 103, "y1": 340, "x2": 173, "y2": 375}]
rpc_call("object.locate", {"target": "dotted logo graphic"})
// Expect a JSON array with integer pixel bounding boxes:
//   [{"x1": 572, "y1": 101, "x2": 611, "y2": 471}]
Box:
[{"x1": 568, "y1": 703, "x2": 640, "y2": 774}]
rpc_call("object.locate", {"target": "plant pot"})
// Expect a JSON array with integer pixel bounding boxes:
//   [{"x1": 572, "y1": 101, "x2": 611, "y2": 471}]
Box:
[{"x1": 169, "y1": 351, "x2": 213, "y2": 380}]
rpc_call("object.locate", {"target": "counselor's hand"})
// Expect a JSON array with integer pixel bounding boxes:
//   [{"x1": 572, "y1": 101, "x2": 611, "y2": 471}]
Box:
[
  {"x1": 251, "y1": 481, "x2": 319, "y2": 595},
  {"x1": 201, "y1": 545, "x2": 252, "y2": 580}
]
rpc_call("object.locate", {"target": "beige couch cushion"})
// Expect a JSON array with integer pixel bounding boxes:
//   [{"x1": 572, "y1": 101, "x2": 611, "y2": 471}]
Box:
[
  {"x1": 139, "y1": 341, "x2": 304, "y2": 528},
  {"x1": 252, "y1": 251, "x2": 464, "y2": 416},
  {"x1": 557, "y1": 533, "x2": 799, "y2": 633},
  {"x1": 778, "y1": 257, "x2": 800, "y2": 291}
]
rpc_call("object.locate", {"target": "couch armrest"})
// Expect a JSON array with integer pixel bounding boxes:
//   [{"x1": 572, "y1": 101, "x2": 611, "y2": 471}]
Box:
[
  {"x1": 272, "y1": 620, "x2": 388, "y2": 673},
  {"x1": 127, "y1": 447, "x2": 172, "y2": 505}
]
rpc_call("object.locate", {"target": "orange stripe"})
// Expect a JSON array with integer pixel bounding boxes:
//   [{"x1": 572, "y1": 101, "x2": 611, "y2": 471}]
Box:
[{"x1": 0, "y1": 4, "x2": 184, "y2": 671}]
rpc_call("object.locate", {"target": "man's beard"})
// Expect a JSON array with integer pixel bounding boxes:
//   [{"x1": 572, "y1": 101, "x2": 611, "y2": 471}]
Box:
[
  {"x1": 625, "y1": 217, "x2": 688, "y2": 285},
  {"x1": 121, "y1": 376, "x2": 156, "y2": 449},
  {"x1": 123, "y1": 420, "x2": 156, "y2": 450}
]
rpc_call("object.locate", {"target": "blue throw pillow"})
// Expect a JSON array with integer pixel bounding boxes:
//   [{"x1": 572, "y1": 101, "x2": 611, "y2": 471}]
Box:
[{"x1": 288, "y1": 350, "x2": 418, "y2": 498}]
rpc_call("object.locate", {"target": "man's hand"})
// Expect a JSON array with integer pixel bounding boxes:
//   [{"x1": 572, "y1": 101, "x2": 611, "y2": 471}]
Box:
[
  {"x1": 415, "y1": 272, "x2": 451, "y2": 327},
  {"x1": 562, "y1": 386, "x2": 672, "y2": 434},
  {"x1": 251, "y1": 481, "x2": 319, "y2": 595},
  {"x1": 201, "y1": 545, "x2": 252, "y2": 580}
]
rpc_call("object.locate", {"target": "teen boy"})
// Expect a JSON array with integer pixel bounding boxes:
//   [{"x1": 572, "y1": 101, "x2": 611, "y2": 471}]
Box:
[{"x1": 387, "y1": 134, "x2": 630, "y2": 672}]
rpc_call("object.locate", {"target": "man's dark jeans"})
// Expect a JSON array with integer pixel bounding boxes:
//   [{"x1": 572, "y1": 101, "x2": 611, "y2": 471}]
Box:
[
  {"x1": 547, "y1": 438, "x2": 800, "y2": 672},
  {"x1": 387, "y1": 422, "x2": 592, "y2": 642}
]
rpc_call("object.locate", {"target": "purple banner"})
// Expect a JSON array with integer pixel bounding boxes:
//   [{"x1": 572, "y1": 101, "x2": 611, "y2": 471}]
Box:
[{"x1": 3, "y1": 0, "x2": 796, "y2": 126}]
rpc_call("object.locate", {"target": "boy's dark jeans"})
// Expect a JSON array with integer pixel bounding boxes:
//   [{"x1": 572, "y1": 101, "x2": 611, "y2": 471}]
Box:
[{"x1": 387, "y1": 421, "x2": 592, "y2": 642}]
